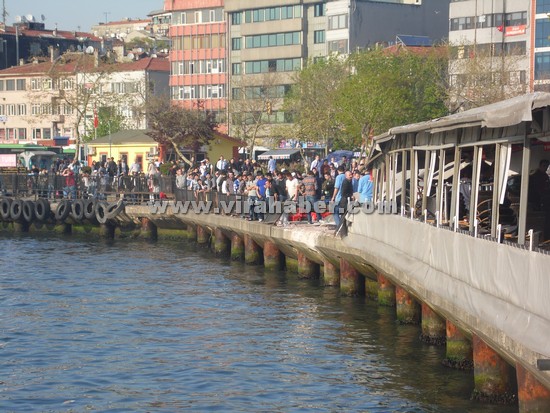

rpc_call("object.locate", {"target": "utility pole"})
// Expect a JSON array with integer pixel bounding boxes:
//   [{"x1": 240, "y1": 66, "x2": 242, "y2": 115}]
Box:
[
  {"x1": 2, "y1": 0, "x2": 8, "y2": 25},
  {"x1": 103, "y1": 12, "x2": 111, "y2": 24}
]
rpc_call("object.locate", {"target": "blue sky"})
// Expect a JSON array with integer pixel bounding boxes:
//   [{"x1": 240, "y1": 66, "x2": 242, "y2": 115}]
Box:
[{"x1": 6, "y1": 0, "x2": 161, "y2": 32}]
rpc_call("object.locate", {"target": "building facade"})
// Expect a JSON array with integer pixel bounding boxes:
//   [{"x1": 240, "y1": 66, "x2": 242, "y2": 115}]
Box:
[
  {"x1": 0, "y1": 53, "x2": 169, "y2": 149},
  {"x1": 447, "y1": 0, "x2": 547, "y2": 108},
  {"x1": 164, "y1": 0, "x2": 227, "y2": 128},
  {"x1": 224, "y1": 0, "x2": 450, "y2": 148}
]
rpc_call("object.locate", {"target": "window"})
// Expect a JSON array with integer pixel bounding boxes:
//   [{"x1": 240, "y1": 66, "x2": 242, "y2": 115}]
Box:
[
  {"x1": 43, "y1": 128, "x2": 51, "y2": 139},
  {"x1": 33, "y1": 128, "x2": 42, "y2": 140},
  {"x1": 537, "y1": 0, "x2": 550, "y2": 13},
  {"x1": 18, "y1": 128, "x2": 26, "y2": 140},
  {"x1": 232, "y1": 63, "x2": 241, "y2": 75},
  {"x1": 0, "y1": 80, "x2": 3, "y2": 91},
  {"x1": 314, "y1": 30, "x2": 325, "y2": 44},
  {"x1": 232, "y1": 37, "x2": 241, "y2": 50},
  {"x1": 505, "y1": 11, "x2": 527, "y2": 27},
  {"x1": 232, "y1": 12, "x2": 242, "y2": 25},
  {"x1": 6, "y1": 79, "x2": 15, "y2": 90},
  {"x1": 328, "y1": 14, "x2": 348, "y2": 30},
  {"x1": 328, "y1": 39, "x2": 348, "y2": 54},
  {"x1": 6, "y1": 104, "x2": 15, "y2": 115},
  {"x1": 314, "y1": 3, "x2": 325, "y2": 17},
  {"x1": 0, "y1": 129, "x2": 4, "y2": 140},
  {"x1": 16, "y1": 79, "x2": 26, "y2": 90},
  {"x1": 17, "y1": 104, "x2": 26, "y2": 116},
  {"x1": 0, "y1": 105, "x2": 3, "y2": 115}
]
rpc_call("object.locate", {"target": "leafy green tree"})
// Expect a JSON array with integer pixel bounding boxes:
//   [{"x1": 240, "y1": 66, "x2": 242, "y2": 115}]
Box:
[
  {"x1": 336, "y1": 48, "x2": 448, "y2": 152},
  {"x1": 282, "y1": 57, "x2": 349, "y2": 155},
  {"x1": 146, "y1": 96, "x2": 217, "y2": 166},
  {"x1": 95, "y1": 106, "x2": 128, "y2": 138}
]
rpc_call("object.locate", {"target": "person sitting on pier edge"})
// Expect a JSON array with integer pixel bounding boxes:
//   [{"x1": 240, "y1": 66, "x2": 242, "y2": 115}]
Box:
[{"x1": 331, "y1": 165, "x2": 346, "y2": 227}]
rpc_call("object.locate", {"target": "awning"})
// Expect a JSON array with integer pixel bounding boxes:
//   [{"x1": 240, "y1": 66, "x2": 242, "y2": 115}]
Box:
[{"x1": 258, "y1": 149, "x2": 300, "y2": 160}]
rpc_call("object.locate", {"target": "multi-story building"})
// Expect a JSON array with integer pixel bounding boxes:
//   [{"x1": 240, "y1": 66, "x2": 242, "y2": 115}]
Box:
[
  {"x1": 447, "y1": 0, "x2": 550, "y2": 107},
  {"x1": 164, "y1": 0, "x2": 227, "y2": 128},
  {"x1": 224, "y1": 0, "x2": 450, "y2": 148},
  {"x1": 0, "y1": 52, "x2": 169, "y2": 148},
  {"x1": 91, "y1": 18, "x2": 152, "y2": 41},
  {"x1": 0, "y1": 18, "x2": 101, "y2": 70}
]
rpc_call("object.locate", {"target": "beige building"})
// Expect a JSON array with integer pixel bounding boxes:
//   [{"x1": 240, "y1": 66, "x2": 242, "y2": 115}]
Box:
[
  {"x1": 91, "y1": 18, "x2": 152, "y2": 41},
  {"x1": 0, "y1": 52, "x2": 169, "y2": 151}
]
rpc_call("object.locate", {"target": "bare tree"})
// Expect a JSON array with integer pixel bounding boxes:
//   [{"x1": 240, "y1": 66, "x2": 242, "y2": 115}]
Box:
[{"x1": 228, "y1": 72, "x2": 286, "y2": 158}]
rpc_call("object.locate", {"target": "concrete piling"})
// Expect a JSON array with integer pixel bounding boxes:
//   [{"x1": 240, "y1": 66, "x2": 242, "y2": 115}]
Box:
[
  {"x1": 443, "y1": 321, "x2": 472, "y2": 369},
  {"x1": 471, "y1": 334, "x2": 517, "y2": 404},
  {"x1": 516, "y1": 363, "x2": 550, "y2": 413},
  {"x1": 395, "y1": 286, "x2": 420, "y2": 324},
  {"x1": 323, "y1": 260, "x2": 339, "y2": 286},
  {"x1": 377, "y1": 273, "x2": 395, "y2": 306},
  {"x1": 140, "y1": 217, "x2": 157, "y2": 240},
  {"x1": 297, "y1": 251, "x2": 319, "y2": 279},
  {"x1": 263, "y1": 240, "x2": 283, "y2": 270},
  {"x1": 214, "y1": 228, "x2": 230, "y2": 255},
  {"x1": 230, "y1": 233, "x2": 244, "y2": 261},
  {"x1": 340, "y1": 258, "x2": 363, "y2": 296},
  {"x1": 420, "y1": 303, "x2": 446, "y2": 345},
  {"x1": 196, "y1": 225, "x2": 209, "y2": 244},
  {"x1": 244, "y1": 234, "x2": 262, "y2": 265}
]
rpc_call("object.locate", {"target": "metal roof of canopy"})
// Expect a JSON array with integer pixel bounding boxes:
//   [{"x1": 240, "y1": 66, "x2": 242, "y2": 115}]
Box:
[
  {"x1": 374, "y1": 92, "x2": 550, "y2": 143},
  {"x1": 257, "y1": 149, "x2": 301, "y2": 160}
]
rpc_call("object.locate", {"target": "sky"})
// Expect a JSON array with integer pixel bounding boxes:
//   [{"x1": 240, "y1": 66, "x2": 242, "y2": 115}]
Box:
[{"x1": 6, "y1": 0, "x2": 162, "y2": 32}]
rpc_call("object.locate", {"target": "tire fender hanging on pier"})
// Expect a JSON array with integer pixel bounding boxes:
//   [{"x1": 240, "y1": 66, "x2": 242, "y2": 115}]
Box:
[
  {"x1": 10, "y1": 199, "x2": 23, "y2": 221},
  {"x1": 22, "y1": 201, "x2": 35, "y2": 223},
  {"x1": 34, "y1": 199, "x2": 51, "y2": 222},
  {"x1": 54, "y1": 200, "x2": 71, "y2": 222},
  {"x1": 71, "y1": 199, "x2": 85, "y2": 222},
  {"x1": 0, "y1": 197, "x2": 12, "y2": 220}
]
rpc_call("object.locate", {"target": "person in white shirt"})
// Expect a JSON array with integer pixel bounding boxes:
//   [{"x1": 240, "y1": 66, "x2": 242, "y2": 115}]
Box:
[{"x1": 285, "y1": 171, "x2": 299, "y2": 201}]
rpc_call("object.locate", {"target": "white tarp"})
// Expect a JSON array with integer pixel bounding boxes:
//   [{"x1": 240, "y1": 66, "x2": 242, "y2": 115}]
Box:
[{"x1": 345, "y1": 212, "x2": 550, "y2": 358}]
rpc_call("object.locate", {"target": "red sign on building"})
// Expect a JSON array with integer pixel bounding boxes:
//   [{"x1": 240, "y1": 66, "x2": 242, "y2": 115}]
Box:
[{"x1": 505, "y1": 25, "x2": 527, "y2": 37}]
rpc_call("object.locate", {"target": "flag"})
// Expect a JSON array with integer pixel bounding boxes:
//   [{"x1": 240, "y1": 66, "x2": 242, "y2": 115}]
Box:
[{"x1": 93, "y1": 106, "x2": 98, "y2": 129}]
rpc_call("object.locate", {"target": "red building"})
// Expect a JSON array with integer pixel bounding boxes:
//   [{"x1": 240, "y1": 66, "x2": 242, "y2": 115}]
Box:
[{"x1": 164, "y1": 0, "x2": 227, "y2": 133}]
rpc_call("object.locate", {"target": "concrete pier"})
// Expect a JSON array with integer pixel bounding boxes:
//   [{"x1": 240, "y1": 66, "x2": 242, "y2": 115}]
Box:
[
  {"x1": 244, "y1": 234, "x2": 262, "y2": 265},
  {"x1": 230, "y1": 233, "x2": 244, "y2": 261},
  {"x1": 443, "y1": 321, "x2": 473, "y2": 369},
  {"x1": 420, "y1": 303, "x2": 446, "y2": 345},
  {"x1": 214, "y1": 228, "x2": 230, "y2": 256},
  {"x1": 516, "y1": 363, "x2": 550, "y2": 413},
  {"x1": 377, "y1": 273, "x2": 395, "y2": 306},
  {"x1": 339, "y1": 258, "x2": 362, "y2": 296},
  {"x1": 263, "y1": 240, "x2": 283, "y2": 270},
  {"x1": 472, "y1": 334, "x2": 517, "y2": 404},
  {"x1": 395, "y1": 286, "x2": 420, "y2": 324},
  {"x1": 365, "y1": 277, "x2": 378, "y2": 300},
  {"x1": 13, "y1": 221, "x2": 29, "y2": 233},
  {"x1": 196, "y1": 225, "x2": 209, "y2": 245},
  {"x1": 323, "y1": 260, "x2": 339, "y2": 286},
  {"x1": 297, "y1": 251, "x2": 319, "y2": 279}
]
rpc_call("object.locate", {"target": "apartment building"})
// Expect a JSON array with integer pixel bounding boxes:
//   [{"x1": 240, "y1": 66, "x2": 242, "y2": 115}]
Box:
[
  {"x1": 91, "y1": 19, "x2": 152, "y2": 41},
  {"x1": 447, "y1": 0, "x2": 550, "y2": 107},
  {"x1": 224, "y1": 0, "x2": 449, "y2": 145},
  {"x1": 164, "y1": 0, "x2": 227, "y2": 128},
  {"x1": 0, "y1": 52, "x2": 169, "y2": 147}
]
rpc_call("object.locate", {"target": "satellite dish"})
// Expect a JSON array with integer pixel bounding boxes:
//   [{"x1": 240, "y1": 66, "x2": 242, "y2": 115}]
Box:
[
  {"x1": 41, "y1": 14, "x2": 46, "y2": 22},
  {"x1": 15, "y1": 15, "x2": 22, "y2": 22},
  {"x1": 85, "y1": 46, "x2": 95, "y2": 54},
  {"x1": 26, "y1": 15, "x2": 35, "y2": 22},
  {"x1": 127, "y1": 52, "x2": 134, "y2": 60}
]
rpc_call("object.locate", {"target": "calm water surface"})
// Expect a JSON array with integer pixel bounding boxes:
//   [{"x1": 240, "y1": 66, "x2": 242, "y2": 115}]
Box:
[{"x1": 0, "y1": 235, "x2": 518, "y2": 412}]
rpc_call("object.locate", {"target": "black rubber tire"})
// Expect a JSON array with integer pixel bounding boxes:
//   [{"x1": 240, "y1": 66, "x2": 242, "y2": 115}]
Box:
[
  {"x1": 34, "y1": 198, "x2": 50, "y2": 221},
  {"x1": 83, "y1": 199, "x2": 97, "y2": 220},
  {"x1": 71, "y1": 199, "x2": 85, "y2": 222},
  {"x1": 22, "y1": 201, "x2": 35, "y2": 223},
  {"x1": 105, "y1": 200, "x2": 125, "y2": 219},
  {"x1": 10, "y1": 199, "x2": 23, "y2": 221},
  {"x1": 54, "y1": 200, "x2": 71, "y2": 222},
  {"x1": 0, "y1": 197, "x2": 12, "y2": 220},
  {"x1": 95, "y1": 202, "x2": 108, "y2": 224}
]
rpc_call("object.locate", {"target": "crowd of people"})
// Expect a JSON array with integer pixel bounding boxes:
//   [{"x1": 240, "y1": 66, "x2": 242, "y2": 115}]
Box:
[{"x1": 169, "y1": 153, "x2": 374, "y2": 228}]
